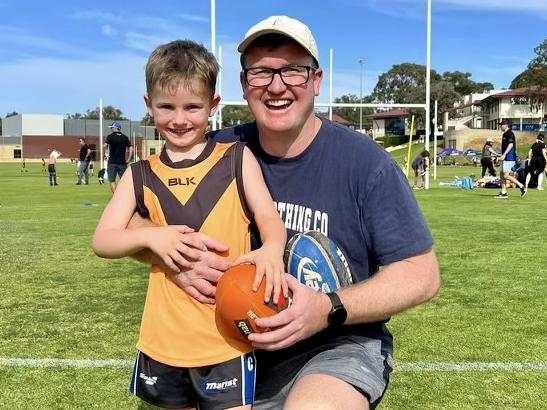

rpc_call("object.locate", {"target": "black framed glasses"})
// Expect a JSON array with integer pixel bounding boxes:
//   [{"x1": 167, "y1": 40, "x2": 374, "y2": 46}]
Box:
[{"x1": 243, "y1": 65, "x2": 314, "y2": 87}]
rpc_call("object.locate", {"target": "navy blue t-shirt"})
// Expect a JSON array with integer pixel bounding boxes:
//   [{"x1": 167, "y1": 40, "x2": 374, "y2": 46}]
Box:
[
  {"x1": 501, "y1": 130, "x2": 517, "y2": 161},
  {"x1": 210, "y1": 118, "x2": 433, "y2": 352}
]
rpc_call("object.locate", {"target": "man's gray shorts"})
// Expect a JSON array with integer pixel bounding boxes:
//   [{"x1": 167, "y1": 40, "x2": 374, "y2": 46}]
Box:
[{"x1": 253, "y1": 335, "x2": 393, "y2": 409}]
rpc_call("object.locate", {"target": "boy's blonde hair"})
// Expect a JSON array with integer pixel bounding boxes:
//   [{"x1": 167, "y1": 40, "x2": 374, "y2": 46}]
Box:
[{"x1": 146, "y1": 40, "x2": 219, "y2": 97}]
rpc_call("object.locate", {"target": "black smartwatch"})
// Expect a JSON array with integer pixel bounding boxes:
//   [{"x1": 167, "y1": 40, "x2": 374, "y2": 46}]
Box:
[{"x1": 326, "y1": 292, "x2": 347, "y2": 327}]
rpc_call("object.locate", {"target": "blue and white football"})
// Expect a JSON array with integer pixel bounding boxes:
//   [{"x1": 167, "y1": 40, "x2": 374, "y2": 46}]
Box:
[{"x1": 284, "y1": 231, "x2": 353, "y2": 292}]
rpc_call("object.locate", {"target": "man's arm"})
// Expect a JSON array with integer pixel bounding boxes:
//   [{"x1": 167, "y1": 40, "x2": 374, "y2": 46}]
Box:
[
  {"x1": 500, "y1": 142, "x2": 514, "y2": 160},
  {"x1": 249, "y1": 248, "x2": 440, "y2": 350}
]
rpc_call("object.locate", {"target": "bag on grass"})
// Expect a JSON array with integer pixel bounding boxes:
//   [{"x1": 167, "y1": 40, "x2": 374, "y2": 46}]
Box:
[{"x1": 461, "y1": 176, "x2": 473, "y2": 190}]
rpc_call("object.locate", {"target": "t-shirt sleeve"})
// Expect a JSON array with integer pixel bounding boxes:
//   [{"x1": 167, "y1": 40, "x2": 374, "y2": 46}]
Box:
[{"x1": 360, "y1": 160, "x2": 434, "y2": 266}]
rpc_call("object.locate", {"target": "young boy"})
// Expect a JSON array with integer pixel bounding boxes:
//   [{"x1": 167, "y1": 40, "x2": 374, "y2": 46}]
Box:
[{"x1": 92, "y1": 39, "x2": 287, "y2": 409}]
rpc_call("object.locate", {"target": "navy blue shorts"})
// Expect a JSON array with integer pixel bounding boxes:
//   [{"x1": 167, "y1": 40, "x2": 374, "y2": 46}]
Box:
[
  {"x1": 107, "y1": 163, "x2": 128, "y2": 182},
  {"x1": 129, "y1": 351, "x2": 256, "y2": 410}
]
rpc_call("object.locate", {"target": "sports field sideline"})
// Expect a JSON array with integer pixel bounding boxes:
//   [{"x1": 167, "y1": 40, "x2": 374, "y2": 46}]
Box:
[{"x1": 0, "y1": 156, "x2": 545, "y2": 409}]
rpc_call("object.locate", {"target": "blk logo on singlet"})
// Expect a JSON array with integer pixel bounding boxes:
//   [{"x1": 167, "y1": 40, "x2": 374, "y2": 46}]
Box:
[{"x1": 167, "y1": 177, "x2": 196, "y2": 186}]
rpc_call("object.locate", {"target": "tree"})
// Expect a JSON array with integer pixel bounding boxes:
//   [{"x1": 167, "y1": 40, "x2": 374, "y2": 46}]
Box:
[
  {"x1": 510, "y1": 38, "x2": 547, "y2": 121},
  {"x1": 331, "y1": 94, "x2": 374, "y2": 125},
  {"x1": 372, "y1": 63, "x2": 442, "y2": 105},
  {"x1": 372, "y1": 64, "x2": 443, "y2": 129},
  {"x1": 510, "y1": 38, "x2": 547, "y2": 89},
  {"x1": 441, "y1": 71, "x2": 493, "y2": 95},
  {"x1": 82, "y1": 105, "x2": 128, "y2": 120},
  {"x1": 141, "y1": 113, "x2": 154, "y2": 126},
  {"x1": 431, "y1": 81, "x2": 460, "y2": 118},
  {"x1": 67, "y1": 113, "x2": 85, "y2": 119},
  {"x1": 220, "y1": 105, "x2": 254, "y2": 127}
]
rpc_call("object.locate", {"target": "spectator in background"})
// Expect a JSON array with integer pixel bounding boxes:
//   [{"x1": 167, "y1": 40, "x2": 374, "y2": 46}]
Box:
[
  {"x1": 48, "y1": 149, "x2": 61, "y2": 186},
  {"x1": 412, "y1": 150, "x2": 430, "y2": 189},
  {"x1": 480, "y1": 137, "x2": 497, "y2": 178},
  {"x1": 76, "y1": 138, "x2": 92, "y2": 185},
  {"x1": 496, "y1": 119, "x2": 526, "y2": 198},
  {"x1": 103, "y1": 121, "x2": 133, "y2": 193},
  {"x1": 524, "y1": 132, "x2": 547, "y2": 191}
]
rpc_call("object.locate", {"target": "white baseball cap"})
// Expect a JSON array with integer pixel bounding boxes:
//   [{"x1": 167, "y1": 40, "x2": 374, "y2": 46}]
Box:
[
  {"x1": 238, "y1": 16, "x2": 319, "y2": 64},
  {"x1": 486, "y1": 137, "x2": 494, "y2": 143}
]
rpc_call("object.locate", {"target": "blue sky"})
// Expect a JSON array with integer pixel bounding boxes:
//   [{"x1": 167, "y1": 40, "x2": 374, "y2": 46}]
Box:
[{"x1": 1, "y1": 0, "x2": 546, "y2": 120}]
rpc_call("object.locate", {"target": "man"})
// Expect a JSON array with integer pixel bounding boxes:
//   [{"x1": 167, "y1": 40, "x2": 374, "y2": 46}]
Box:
[
  {"x1": 496, "y1": 119, "x2": 526, "y2": 198},
  {"x1": 103, "y1": 121, "x2": 133, "y2": 193},
  {"x1": 130, "y1": 16, "x2": 440, "y2": 409},
  {"x1": 480, "y1": 137, "x2": 497, "y2": 178},
  {"x1": 524, "y1": 132, "x2": 547, "y2": 191},
  {"x1": 76, "y1": 138, "x2": 92, "y2": 185}
]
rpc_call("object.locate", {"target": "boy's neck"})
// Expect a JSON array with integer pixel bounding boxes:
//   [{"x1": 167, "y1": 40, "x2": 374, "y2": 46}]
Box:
[{"x1": 164, "y1": 139, "x2": 208, "y2": 163}]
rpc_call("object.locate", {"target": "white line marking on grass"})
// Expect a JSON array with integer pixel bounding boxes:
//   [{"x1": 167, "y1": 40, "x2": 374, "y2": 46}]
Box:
[
  {"x1": 0, "y1": 358, "x2": 131, "y2": 368},
  {"x1": 396, "y1": 362, "x2": 547, "y2": 371},
  {"x1": 1, "y1": 359, "x2": 546, "y2": 371}
]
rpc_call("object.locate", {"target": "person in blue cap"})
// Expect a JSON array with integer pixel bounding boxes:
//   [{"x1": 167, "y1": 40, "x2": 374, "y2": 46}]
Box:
[{"x1": 104, "y1": 121, "x2": 133, "y2": 193}]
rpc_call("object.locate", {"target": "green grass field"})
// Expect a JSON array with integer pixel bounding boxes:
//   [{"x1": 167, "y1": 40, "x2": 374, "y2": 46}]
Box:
[{"x1": 1, "y1": 154, "x2": 546, "y2": 409}]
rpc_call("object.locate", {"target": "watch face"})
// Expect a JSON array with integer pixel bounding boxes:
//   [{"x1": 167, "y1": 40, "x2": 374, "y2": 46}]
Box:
[
  {"x1": 326, "y1": 292, "x2": 347, "y2": 326},
  {"x1": 329, "y1": 306, "x2": 347, "y2": 326}
]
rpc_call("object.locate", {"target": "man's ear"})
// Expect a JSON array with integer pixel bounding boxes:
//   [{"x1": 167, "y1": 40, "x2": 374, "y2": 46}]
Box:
[
  {"x1": 313, "y1": 68, "x2": 323, "y2": 97},
  {"x1": 240, "y1": 72, "x2": 247, "y2": 100}
]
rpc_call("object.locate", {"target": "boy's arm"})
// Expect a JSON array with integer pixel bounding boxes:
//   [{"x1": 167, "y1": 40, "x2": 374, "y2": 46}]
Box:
[
  {"x1": 92, "y1": 168, "x2": 200, "y2": 272},
  {"x1": 92, "y1": 167, "x2": 151, "y2": 258},
  {"x1": 234, "y1": 147, "x2": 287, "y2": 301}
]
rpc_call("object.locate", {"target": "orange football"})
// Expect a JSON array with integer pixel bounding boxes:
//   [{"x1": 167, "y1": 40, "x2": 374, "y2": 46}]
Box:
[{"x1": 215, "y1": 264, "x2": 290, "y2": 344}]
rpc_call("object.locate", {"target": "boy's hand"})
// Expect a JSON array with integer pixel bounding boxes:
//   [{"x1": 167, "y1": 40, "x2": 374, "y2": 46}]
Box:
[
  {"x1": 145, "y1": 226, "x2": 207, "y2": 273},
  {"x1": 233, "y1": 243, "x2": 287, "y2": 304}
]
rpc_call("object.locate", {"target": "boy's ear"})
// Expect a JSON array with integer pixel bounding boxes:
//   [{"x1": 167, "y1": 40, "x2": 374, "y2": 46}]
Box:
[
  {"x1": 209, "y1": 94, "x2": 221, "y2": 117},
  {"x1": 143, "y1": 94, "x2": 153, "y2": 117}
]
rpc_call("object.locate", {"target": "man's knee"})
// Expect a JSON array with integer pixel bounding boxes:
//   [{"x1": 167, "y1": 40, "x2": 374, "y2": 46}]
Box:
[{"x1": 284, "y1": 374, "x2": 369, "y2": 410}]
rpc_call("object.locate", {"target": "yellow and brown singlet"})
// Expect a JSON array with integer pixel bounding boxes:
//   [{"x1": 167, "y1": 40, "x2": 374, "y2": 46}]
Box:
[{"x1": 131, "y1": 140, "x2": 253, "y2": 367}]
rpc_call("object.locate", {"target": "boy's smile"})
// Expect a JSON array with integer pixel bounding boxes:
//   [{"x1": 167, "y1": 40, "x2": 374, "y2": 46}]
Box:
[{"x1": 145, "y1": 81, "x2": 219, "y2": 161}]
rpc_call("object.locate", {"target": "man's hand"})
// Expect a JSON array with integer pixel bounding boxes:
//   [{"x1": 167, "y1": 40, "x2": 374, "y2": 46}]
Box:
[
  {"x1": 248, "y1": 275, "x2": 330, "y2": 350},
  {"x1": 127, "y1": 212, "x2": 232, "y2": 304},
  {"x1": 155, "y1": 232, "x2": 232, "y2": 304},
  {"x1": 168, "y1": 247, "x2": 231, "y2": 304}
]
